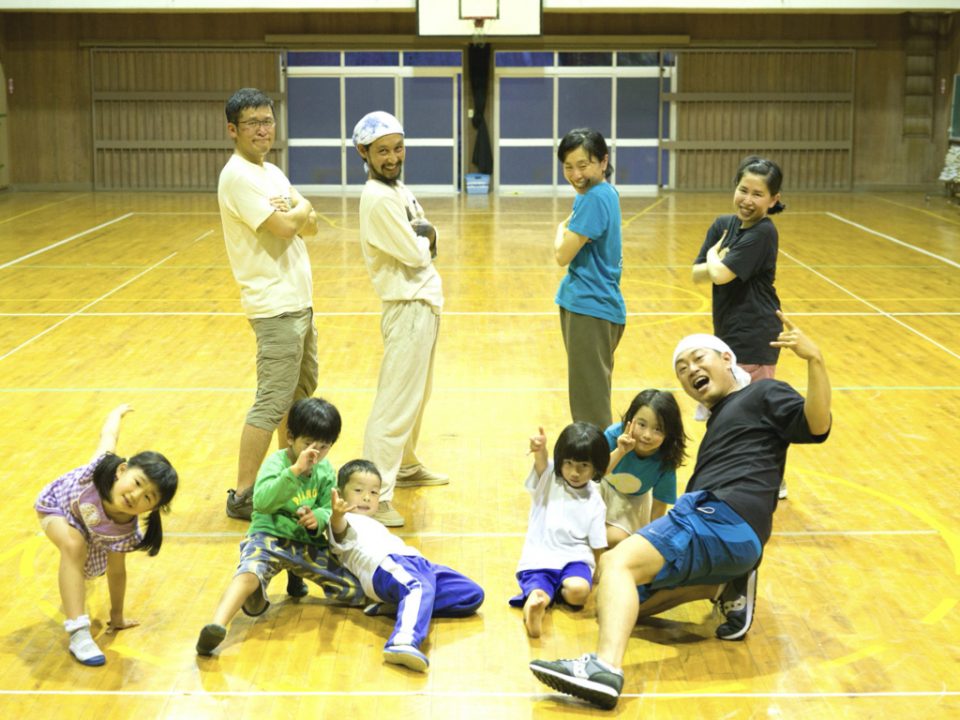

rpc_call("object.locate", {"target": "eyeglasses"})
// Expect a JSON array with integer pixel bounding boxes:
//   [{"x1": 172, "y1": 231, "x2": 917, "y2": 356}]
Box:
[{"x1": 238, "y1": 118, "x2": 276, "y2": 130}]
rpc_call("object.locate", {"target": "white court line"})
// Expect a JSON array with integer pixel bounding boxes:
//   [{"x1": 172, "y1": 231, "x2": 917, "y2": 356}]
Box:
[
  {"x1": 2, "y1": 311, "x2": 959, "y2": 319},
  {"x1": 827, "y1": 212, "x2": 960, "y2": 270},
  {"x1": 0, "y1": 689, "x2": 956, "y2": 699},
  {"x1": 0, "y1": 213, "x2": 133, "y2": 271},
  {"x1": 163, "y1": 529, "x2": 938, "y2": 540},
  {"x1": 0, "y1": 252, "x2": 177, "y2": 363},
  {"x1": 2, "y1": 385, "x2": 960, "y2": 393},
  {"x1": 779, "y1": 249, "x2": 960, "y2": 363}
]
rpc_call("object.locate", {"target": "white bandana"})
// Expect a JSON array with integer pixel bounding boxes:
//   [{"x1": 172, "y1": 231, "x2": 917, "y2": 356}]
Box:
[
  {"x1": 352, "y1": 111, "x2": 404, "y2": 148},
  {"x1": 672, "y1": 333, "x2": 752, "y2": 421}
]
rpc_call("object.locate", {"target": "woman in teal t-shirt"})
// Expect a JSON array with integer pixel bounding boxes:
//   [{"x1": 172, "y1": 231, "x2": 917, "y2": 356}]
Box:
[{"x1": 553, "y1": 128, "x2": 626, "y2": 429}]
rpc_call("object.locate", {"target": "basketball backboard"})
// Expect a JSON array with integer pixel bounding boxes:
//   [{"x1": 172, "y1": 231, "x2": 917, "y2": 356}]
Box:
[{"x1": 417, "y1": 0, "x2": 542, "y2": 38}]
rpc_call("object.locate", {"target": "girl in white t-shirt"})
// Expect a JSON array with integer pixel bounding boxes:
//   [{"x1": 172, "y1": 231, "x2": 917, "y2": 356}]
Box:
[{"x1": 509, "y1": 422, "x2": 609, "y2": 638}]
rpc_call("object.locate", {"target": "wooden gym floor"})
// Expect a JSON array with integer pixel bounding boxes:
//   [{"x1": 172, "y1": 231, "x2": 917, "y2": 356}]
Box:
[{"x1": 0, "y1": 188, "x2": 958, "y2": 719}]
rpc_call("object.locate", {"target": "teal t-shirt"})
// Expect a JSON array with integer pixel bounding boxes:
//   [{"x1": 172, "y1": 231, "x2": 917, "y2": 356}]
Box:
[
  {"x1": 248, "y1": 448, "x2": 335, "y2": 546},
  {"x1": 555, "y1": 181, "x2": 626, "y2": 325},
  {"x1": 603, "y1": 422, "x2": 677, "y2": 504}
]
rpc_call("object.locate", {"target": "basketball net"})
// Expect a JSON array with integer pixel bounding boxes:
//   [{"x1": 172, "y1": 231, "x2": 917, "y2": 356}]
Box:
[{"x1": 471, "y1": 17, "x2": 486, "y2": 46}]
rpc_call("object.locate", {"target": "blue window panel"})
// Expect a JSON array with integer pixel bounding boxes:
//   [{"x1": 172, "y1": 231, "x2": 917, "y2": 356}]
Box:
[
  {"x1": 402, "y1": 146, "x2": 453, "y2": 185},
  {"x1": 345, "y1": 51, "x2": 399, "y2": 67},
  {"x1": 403, "y1": 77, "x2": 453, "y2": 139},
  {"x1": 345, "y1": 77, "x2": 396, "y2": 141},
  {"x1": 661, "y1": 148, "x2": 670, "y2": 183},
  {"x1": 500, "y1": 78, "x2": 552, "y2": 138},
  {"x1": 615, "y1": 147, "x2": 659, "y2": 185},
  {"x1": 287, "y1": 51, "x2": 340, "y2": 67},
  {"x1": 346, "y1": 150, "x2": 370, "y2": 186},
  {"x1": 558, "y1": 77, "x2": 612, "y2": 139},
  {"x1": 663, "y1": 52, "x2": 676, "y2": 67},
  {"x1": 495, "y1": 51, "x2": 553, "y2": 67},
  {"x1": 617, "y1": 52, "x2": 660, "y2": 67},
  {"x1": 500, "y1": 147, "x2": 554, "y2": 185},
  {"x1": 404, "y1": 51, "x2": 462, "y2": 67},
  {"x1": 287, "y1": 77, "x2": 340, "y2": 139},
  {"x1": 558, "y1": 51, "x2": 612, "y2": 67},
  {"x1": 289, "y1": 147, "x2": 342, "y2": 185},
  {"x1": 616, "y1": 77, "x2": 660, "y2": 139}
]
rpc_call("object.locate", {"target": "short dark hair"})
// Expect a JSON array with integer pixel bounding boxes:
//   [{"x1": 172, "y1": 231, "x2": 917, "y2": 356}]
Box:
[
  {"x1": 553, "y1": 422, "x2": 609, "y2": 482},
  {"x1": 621, "y1": 389, "x2": 687, "y2": 471},
  {"x1": 287, "y1": 397, "x2": 341, "y2": 444},
  {"x1": 225, "y1": 87, "x2": 274, "y2": 126},
  {"x1": 736, "y1": 155, "x2": 786, "y2": 214},
  {"x1": 337, "y1": 459, "x2": 382, "y2": 492},
  {"x1": 558, "y1": 127, "x2": 614, "y2": 179}
]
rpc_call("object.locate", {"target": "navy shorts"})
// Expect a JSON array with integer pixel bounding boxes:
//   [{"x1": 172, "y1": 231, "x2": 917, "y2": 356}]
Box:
[
  {"x1": 509, "y1": 561, "x2": 593, "y2": 608},
  {"x1": 635, "y1": 491, "x2": 762, "y2": 603}
]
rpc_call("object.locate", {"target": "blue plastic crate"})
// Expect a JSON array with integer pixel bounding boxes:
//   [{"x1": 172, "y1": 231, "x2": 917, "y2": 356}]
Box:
[{"x1": 465, "y1": 173, "x2": 490, "y2": 194}]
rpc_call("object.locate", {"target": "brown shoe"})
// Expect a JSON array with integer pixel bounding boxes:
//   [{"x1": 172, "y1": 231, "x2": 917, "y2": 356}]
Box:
[
  {"x1": 395, "y1": 464, "x2": 450, "y2": 488},
  {"x1": 374, "y1": 500, "x2": 404, "y2": 527}
]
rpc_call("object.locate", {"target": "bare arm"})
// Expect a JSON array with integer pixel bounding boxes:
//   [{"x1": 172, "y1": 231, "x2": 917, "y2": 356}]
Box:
[
  {"x1": 554, "y1": 216, "x2": 590, "y2": 267},
  {"x1": 771, "y1": 310, "x2": 832, "y2": 435},
  {"x1": 606, "y1": 420, "x2": 635, "y2": 474},
  {"x1": 93, "y1": 404, "x2": 133, "y2": 459},
  {"x1": 529, "y1": 426, "x2": 549, "y2": 477},
  {"x1": 105, "y1": 552, "x2": 138, "y2": 632},
  {"x1": 692, "y1": 232, "x2": 736, "y2": 285},
  {"x1": 290, "y1": 187, "x2": 319, "y2": 237}
]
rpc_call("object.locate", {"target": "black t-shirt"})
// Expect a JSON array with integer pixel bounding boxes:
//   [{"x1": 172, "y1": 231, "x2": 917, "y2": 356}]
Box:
[
  {"x1": 694, "y1": 215, "x2": 782, "y2": 365},
  {"x1": 686, "y1": 380, "x2": 830, "y2": 545}
]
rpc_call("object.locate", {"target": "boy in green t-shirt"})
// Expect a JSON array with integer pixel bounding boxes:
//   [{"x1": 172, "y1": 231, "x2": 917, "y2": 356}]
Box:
[{"x1": 196, "y1": 397, "x2": 364, "y2": 656}]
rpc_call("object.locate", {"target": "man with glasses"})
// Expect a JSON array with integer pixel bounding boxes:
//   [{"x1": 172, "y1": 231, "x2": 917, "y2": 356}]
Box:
[{"x1": 217, "y1": 87, "x2": 319, "y2": 563}]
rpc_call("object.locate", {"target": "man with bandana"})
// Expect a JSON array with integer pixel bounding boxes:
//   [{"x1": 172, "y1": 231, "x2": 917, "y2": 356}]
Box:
[
  {"x1": 352, "y1": 111, "x2": 448, "y2": 528},
  {"x1": 529, "y1": 311, "x2": 832, "y2": 710}
]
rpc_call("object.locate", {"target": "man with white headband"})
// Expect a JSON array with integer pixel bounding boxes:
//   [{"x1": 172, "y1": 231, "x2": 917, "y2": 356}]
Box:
[
  {"x1": 530, "y1": 311, "x2": 831, "y2": 710},
  {"x1": 352, "y1": 110, "x2": 447, "y2": 528}
]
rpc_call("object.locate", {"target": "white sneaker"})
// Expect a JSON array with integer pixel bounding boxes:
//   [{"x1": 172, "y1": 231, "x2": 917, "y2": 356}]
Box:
[
  {"x1": 778, "y1": 480, "x2": 788, "y2": 500},
  {"x1": 65, "y1": 616, "x2": 105, "y2": 666}
]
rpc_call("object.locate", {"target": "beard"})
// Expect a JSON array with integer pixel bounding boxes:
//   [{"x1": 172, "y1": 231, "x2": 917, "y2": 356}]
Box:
[{"x1": 369, "y1": 160, "x2": 402, "y2": 186}]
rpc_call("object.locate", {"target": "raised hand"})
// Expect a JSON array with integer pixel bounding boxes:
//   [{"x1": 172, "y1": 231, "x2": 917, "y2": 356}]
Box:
[
  {"x1": 529, "y1": 426, "x2": 547, "y2": 455},
  {"x1": 292, "y1": 446, "x2": 321, "y2": 476},
  {"x1": 616, "y1": 419, "x2": 637, "y2": 454},
  {"x1": 770, "y1": 310, "x2": 822, "y2": 361},
  {"x1": 330, "y1": 488, "x2": 356, "y2": 518}
]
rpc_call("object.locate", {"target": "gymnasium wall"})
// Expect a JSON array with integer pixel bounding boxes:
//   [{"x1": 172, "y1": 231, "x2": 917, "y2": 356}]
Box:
[{"x1": 0, "y1": 10, "x2": 953, "y2": 191}]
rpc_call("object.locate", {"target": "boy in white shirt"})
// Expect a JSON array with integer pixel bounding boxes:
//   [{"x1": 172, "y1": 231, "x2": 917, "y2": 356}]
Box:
[{"x1": 328, "y1": 459, "x2": 484, "y2": 672}]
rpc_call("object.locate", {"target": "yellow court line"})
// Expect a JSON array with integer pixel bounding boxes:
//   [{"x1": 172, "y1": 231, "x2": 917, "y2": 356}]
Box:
[
  {"x1": 622, "y1": 196, "x2": 668, "y2": 229},
  {"x1": 818, "y1": 642, "x2": 887, "y2": 670},
  {"x1": 0, "y1": 535, "x2": 43, "y2": 564},
  {"x1": 106, "y1": 643, "x2": 171, "y2": 668},
  {"x1": 921, "y1": 598, "x2": 958, "y2": 625},
  {"x1": 874, "y1": 196, "x2": 960, "y2": 227},
  {"x1": 313, "y1": 212, "x2": 339, "y2": 228}
]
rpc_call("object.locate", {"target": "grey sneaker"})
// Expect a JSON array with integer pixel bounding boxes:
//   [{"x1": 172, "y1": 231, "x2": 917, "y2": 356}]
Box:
[
  {"x1": 383, "y1": 644, "x2": 429, "y2": 672},
  {"x1": 529, "y1": 653, "x2": 624, "y2": 710},
  {"x1": 196, "y1": 623, "x2": 227, "y2": 656},
  {"x1": 715, "y1": 568, "x2": 758, "y2": 641},
  {"x1": 226, "y1": 488, "x2": 253, "y2": 520},
  {"x1": 396, "y1": 464, "x2": 450, "y2": 487},
  {"x1": 374, "y1": 500, "x2": 404, "y2": 527}
]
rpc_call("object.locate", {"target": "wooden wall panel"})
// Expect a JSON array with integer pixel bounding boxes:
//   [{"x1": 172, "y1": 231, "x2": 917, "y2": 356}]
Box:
[
  {"x1": 91, "y1": 49, "x2": 279, "y2": 190},
  {"x1": 0, "y1": 10, "x2": 956, "y2": 190}
]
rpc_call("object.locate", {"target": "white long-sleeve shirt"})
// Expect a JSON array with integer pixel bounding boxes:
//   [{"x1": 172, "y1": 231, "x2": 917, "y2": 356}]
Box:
[{"x1": 358, "y1": 179, "x2": 443, "y2": 311}]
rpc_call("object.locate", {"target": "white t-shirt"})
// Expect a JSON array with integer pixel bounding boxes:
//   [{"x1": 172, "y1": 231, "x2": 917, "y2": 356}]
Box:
[
  {"x1": 328, "y1": 512, "x2": 421, "y2": 601},
  {"x1": 516, "y1": 461, "x2": 608, "y2": 572},
  {"x1": 218, "y1": 153, "x2": 313, "y2": 318},
  {"x1": 358, "y1": 179, "x2": 443, "y2": 311}
]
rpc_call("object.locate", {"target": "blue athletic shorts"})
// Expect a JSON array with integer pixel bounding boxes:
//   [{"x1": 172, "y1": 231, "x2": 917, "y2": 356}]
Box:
[
  {"x1": 509, "y1": 561, "x2": 593, "y2": 608},
  {"x1": 635, "y1": 490, "x2": 762, "y2": 603}
]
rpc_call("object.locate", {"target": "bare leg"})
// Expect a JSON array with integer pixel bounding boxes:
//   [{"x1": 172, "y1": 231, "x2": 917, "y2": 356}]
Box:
[
  {"x1": 523, "y1": 589, "x2": 550, "y2": 638},
  {"x1": 41, "y1": 516, "x2": 88, "y2": 620},
  {"x1": 606, "y1": 525, "x2": 631, "y2": 549},
  {"x1": 237, "y1": 423, "x2": 273, "y2": 494},
  {"x1": 636, "y1": 584, "x2": 720, "y2": 619},
  {"x1": 212, "y1": 572, "x2": 261, "y2": 627},
  {"x1": 594, "y1": 534, "x2": 665, "y2": 669},
  {"x1": 560, "y1": 576, "x2": 591, "y2": 607}
]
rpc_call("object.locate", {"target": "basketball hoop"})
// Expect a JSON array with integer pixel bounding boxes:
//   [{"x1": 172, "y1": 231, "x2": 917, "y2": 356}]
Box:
[
  {"x1": 470, "y1": 17, "x2": 487, "y2": 46},
  {"x1": 460, "y1": 0, "x2": 498, "y2": 45}
]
